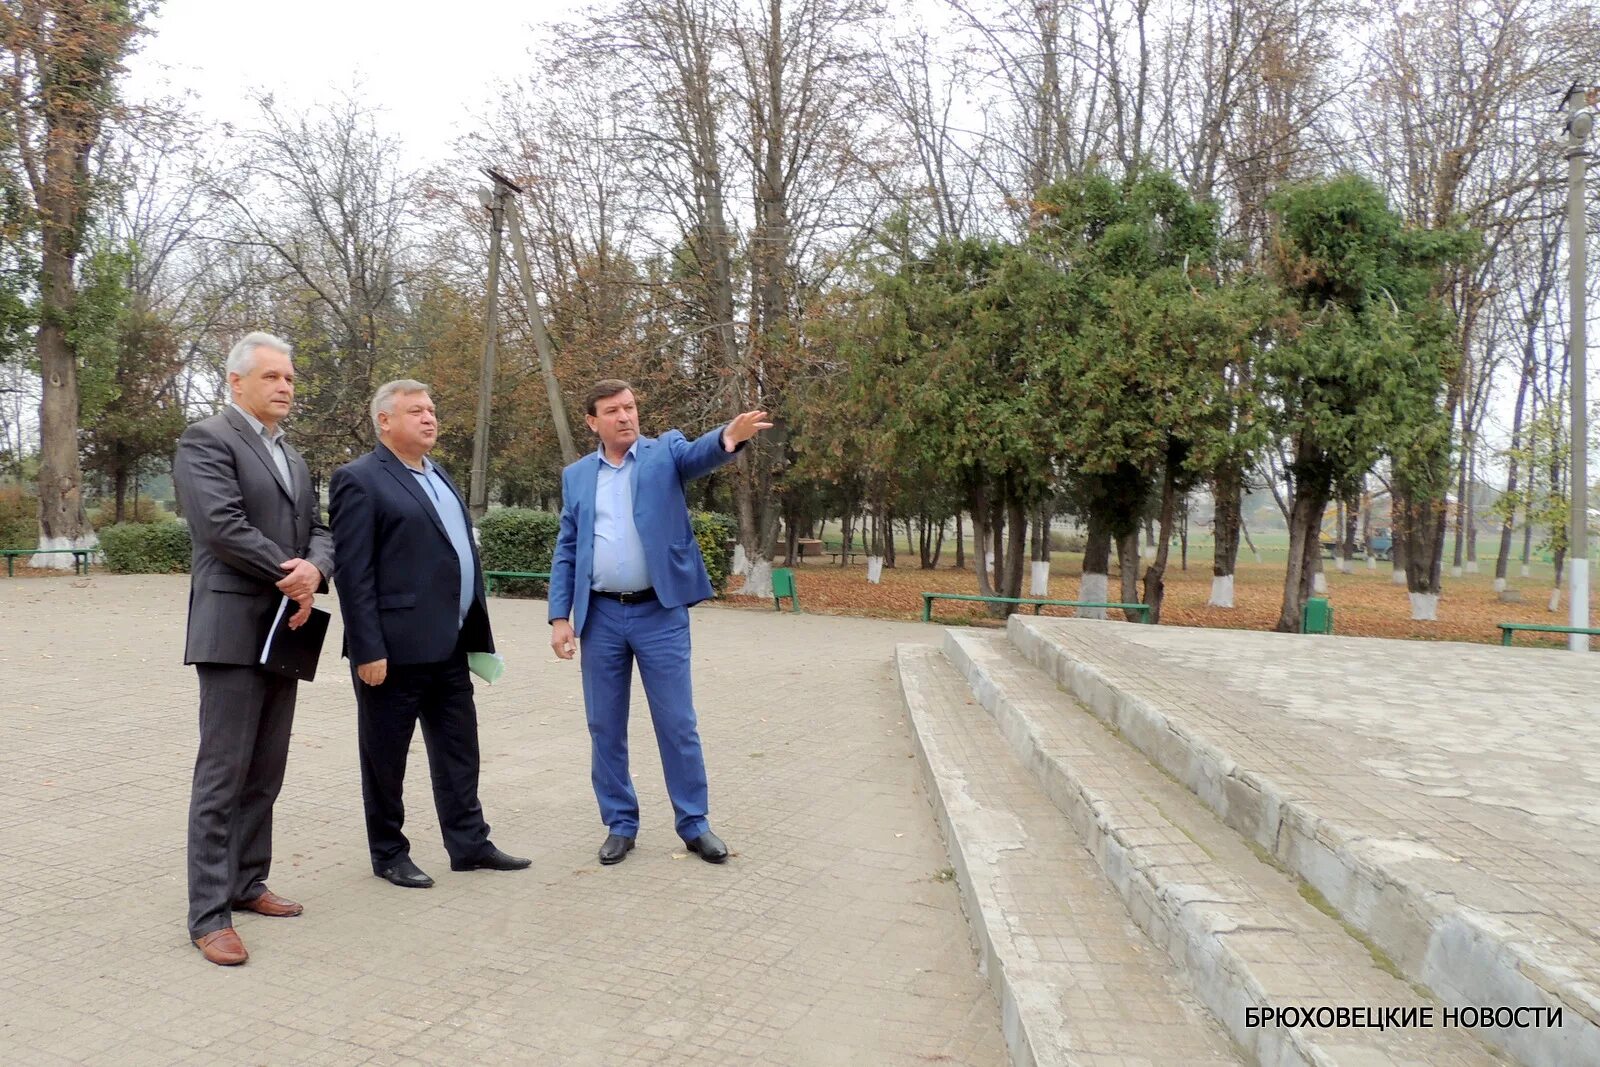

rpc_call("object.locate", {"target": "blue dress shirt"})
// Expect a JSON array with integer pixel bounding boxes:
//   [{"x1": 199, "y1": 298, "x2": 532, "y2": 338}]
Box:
[
  {"x1": 406, "y1": 457, "x2": 475, "y2": 627},
  {"x1": 592, "y1": 442, "x2": 651, "y2": 593}
]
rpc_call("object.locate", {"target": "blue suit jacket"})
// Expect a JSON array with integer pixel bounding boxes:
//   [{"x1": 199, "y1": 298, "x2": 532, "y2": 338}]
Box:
[
  {"x1": 329, "y1": 444, "x2": 494, "y2": 666},
  {"x1": 549, "y1": 426, "x2": 740, "y2": 635}
]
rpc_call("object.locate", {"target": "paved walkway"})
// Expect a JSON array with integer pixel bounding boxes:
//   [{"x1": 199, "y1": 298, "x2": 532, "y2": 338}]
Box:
[{"x1": 0, "y1": 575, "x2": 1004, "y2": 1066}]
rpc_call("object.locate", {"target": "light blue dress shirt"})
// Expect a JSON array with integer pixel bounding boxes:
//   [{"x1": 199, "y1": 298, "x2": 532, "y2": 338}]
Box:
[
  {"x1": 592, "y1": 441, "x2": 651, "y2": 593},
  {"x1": 406, "y1": 457, "x2": 475, "y2": 627},
  {"x1": 231, "y1": 402, "x2": 292, "y2": 491}
]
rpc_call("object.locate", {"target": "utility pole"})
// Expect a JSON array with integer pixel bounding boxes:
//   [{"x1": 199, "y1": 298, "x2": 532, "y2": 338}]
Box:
[
  {"x1": 1562, "y1": 84, "x2": 1594, "y2": 651},
  {"x1": 469, "y1": 178, "x2": 510, "y2": 520},
  {"x1": 501, "y1": 193, "x2": 579, "y2": 466}
]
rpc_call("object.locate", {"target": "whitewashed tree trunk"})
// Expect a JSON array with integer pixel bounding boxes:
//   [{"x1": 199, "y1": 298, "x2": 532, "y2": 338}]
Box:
[
  {"x1": 741, "y1": 558, "x2": 773, "y2": 599},
  {"x1": 1493, "y1": 577, "x2": 1506, "y2": 592},
  {"x1": 1077, "y1": 571, "x2": 1108, "y2": 619},
  {"x1": 1520, "y1": 564, "x2": 1531, "y2": 578},
  {"x1": 1337, "y1": 558, "x2": 1351, "y2": 574},
  {"x1": 1367, "y1": 555, "x2": 1377, "y2": 570},
  {"x1": 1465, "y1": 561, "x2": 1479, "y2": 573},
  {"x1": 1029, "y1": 561, "x2": 1050, "y2": 596},
  {"x1": 1208, "y1": 575, "x2": 1235, "y2": 608},
  {"x1": 1409, "y1": 592, "x2": 1439, "y2": 620},
  {"x1": 1548, "y1": 587, "x2": 1561, "y2": 613},
  {"x1": 1391, "y1": 566, "x2": 1407, "y2": 586},
  {"x1": 1450, "y1": 564, "x2": 1462, "y2": 578},
  {"x1": 866, "y1": 556, "x2": 884, "y2": 583},
  {"x1": 732, "y1": 544, "x2": 750, "y2": 578},
  {"x1": 1313, "y1": 572, "x2": 1328, "y2": 594},
  {"x1": 30, "y1": 532, "x2": 95, "y2": 570}
]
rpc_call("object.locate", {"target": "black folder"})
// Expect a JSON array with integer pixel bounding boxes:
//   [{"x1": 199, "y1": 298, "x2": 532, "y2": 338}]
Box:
[{"x1": 258, "y1": 596, "x2": 331, "y2": 681}]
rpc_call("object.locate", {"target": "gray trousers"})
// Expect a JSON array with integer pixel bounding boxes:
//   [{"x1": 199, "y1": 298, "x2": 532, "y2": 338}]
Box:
[{"x1": 186, "y1": 663, "x2": 298, "y2": 939}]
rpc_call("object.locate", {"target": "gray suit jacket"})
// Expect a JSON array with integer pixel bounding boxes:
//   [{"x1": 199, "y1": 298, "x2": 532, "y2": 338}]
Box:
[{"x1": 172, "y1": 407, "x2": 335, "y2": 666}]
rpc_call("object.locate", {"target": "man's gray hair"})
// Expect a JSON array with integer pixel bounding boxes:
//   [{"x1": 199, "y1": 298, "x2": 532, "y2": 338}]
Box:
[
  {"x1": 371, "y1": 379, "x2": 431, "y2": 435},
  {"x1": 225, "y1": 331, "x2": 292, "y2": 377}
]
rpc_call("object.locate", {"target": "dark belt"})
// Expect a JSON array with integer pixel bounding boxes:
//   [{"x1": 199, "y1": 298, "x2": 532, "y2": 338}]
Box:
[{"x1": 592, "y1": 587, "x2": 657, "y2": 604}]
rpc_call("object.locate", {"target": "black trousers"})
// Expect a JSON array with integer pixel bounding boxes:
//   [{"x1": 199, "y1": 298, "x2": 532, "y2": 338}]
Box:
[
  {"x1": 354, "y1": 647, "x2": 491, "y2": 869},
  {"x1": 188, "y1": 664, "x2": 298, "y2": 938}
]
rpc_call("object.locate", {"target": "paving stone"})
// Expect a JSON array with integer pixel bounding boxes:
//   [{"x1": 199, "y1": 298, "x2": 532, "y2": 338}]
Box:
[{"x1": 0, "y1": 574, "x2": 1004, "y2": 1066}]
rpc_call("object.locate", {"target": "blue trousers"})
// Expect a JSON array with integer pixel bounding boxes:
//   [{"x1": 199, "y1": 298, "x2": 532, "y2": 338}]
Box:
[{"x1": 579, "y1": 596, "x2": 710, "y2": 842}]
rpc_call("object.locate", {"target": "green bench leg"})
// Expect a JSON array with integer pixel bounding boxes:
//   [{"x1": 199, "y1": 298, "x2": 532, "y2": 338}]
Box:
[
  {"x1": 922, "y1": 596, "x2": 933, "y2": 622},
  {"x1": 5, "y1": 557, "x2": 13, "y2": 577},
  {"x1": 1501, "y1": 631, "x2": 1514, "y2": 646}
]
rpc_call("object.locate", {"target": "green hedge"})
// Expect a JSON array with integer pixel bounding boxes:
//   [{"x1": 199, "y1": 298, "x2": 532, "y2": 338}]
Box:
[
  {"x1": 477, "y1": 508, "x2": 560, "y2": 597},
  {"x1": 100, "y1": 521, "x2": 192, "y2": 574},
  {"x1": 692, "y1": 511, "x2": 735, "y2": 594},
  {"x1": 475, "y1": 507, "x2": 736, "y2": 597}
]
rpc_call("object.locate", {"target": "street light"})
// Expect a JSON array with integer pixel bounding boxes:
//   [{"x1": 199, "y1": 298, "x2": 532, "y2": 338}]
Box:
[{"x1": 1560, "y1": 83, "x2": 1594, "y2": 651}]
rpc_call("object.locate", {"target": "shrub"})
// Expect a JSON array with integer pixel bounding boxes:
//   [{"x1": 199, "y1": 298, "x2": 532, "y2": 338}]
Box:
[
  {"x1": 692, "y1": 511, "x2": 735, "y2": 594},
  {"x1": 1049, "y1": 528, "x2": 1088, "y2": 554},
  {"x1": 477, "y1": 508, "x2": 561, "y2": 597},
  {"x1": 89, "y1": 495, "x2": 173, "y2": 530},
  {"x1": 0, "y1": 484, "x2": 37, "y2": 549},
  {"x1": 100, "y1": 521, "x2": 192, "y2": 573}
]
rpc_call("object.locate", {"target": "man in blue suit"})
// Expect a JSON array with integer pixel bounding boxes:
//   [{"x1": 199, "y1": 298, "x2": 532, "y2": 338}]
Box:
[
  {"x1": 329, "y1": 379, "x2": 530, "y2": 889},
  {"x1": 549, "y1": 379, "x2": 771, "y2": 866}
]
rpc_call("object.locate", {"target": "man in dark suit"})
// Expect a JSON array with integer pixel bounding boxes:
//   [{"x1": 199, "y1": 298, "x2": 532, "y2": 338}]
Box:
[
  {"x1": 328, "y1": 379, "x2": 529, "y2": 889},
  {"x1": 172, "y1": 331, "x2": 335, "y2": 966},
  {"x1": 549, "y1": 379, "x2": 771, "y2": 866}
]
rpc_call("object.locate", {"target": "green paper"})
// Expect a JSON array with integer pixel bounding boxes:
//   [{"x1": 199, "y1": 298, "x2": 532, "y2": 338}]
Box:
[{"x1": 467, "y1": 652, "x2": 505, "y2": 684}]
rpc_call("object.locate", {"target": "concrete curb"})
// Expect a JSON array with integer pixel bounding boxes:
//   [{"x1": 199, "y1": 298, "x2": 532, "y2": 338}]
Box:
[{"x1": 896, "y1": 643, "x2": 1046, "y2": 1067}]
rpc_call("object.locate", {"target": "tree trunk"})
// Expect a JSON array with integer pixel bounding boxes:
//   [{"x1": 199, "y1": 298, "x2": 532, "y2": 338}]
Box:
[
  {"x1": 1209, "y1": 462, "x2": 1242, "y2": 607},
  {"x1": 1276, "y1": 484, "x2": 1330, "y2": 632},
  {"x1": 1493, "y1": 362, "x2": 1530, "y2": 589},
  {"x1": 1340, "y1": 493, "x2": 1358, "y2": 574},
  {"x1": 953, "y1": 511, "x2": 965, "y2": 569},
  {"x1": 1079, "y1": 511, "x2": 1111, "y2": 620},
  {"x1": 931, "y1": 518, "x2": 945, "y2": 569},
  {"x1": 1003, "y1": 494, "x2": 1026, "y2": 604},
  {"x1": 839, "y1": 509, "x2": 855, "y2": 568},
  {"x1": 1142, "y1": 462, "x2": 1179, "y2": 623},
  {"x1": 1117, "y1": 530, "x2": 1140, "y2": 618},
  {"x1": 972, "y1": 482, "x2": 995, "y2": 597},
  {"x1": 1400, "y1": 491, "x2": 1448, "y2": 620},
  {"x1": 1391, "y1": 487, "x2": 1410, "y2": 586},
  {"x1": 113, "y1": 467, "x2": 129, "y2": 524},
  {"x1": 33, "y1": 231, "x2": 94, "y2": 564},
  {"x1": 1451, "y1": 439, "x2": 1469, "y2": 577}
]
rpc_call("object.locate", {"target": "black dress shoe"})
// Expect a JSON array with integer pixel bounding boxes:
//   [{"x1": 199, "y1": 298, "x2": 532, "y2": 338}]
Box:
[
  {"x1": 376, "y1": 857, "x2": 434, "y2": 888},
  {"x1": 451, "y1": 846, "x2": 532, "y2": 872},
  {"x1": 686, "y1": 831, "x2": 729, "y2": 864},
  {"x1": 598, "y1": 833, "x2": 636, "y2": 865}
]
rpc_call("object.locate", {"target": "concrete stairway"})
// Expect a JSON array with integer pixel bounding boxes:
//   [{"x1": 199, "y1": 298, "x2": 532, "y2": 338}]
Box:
[{"x1": 898, "y1": 623, "x2": 1513, "y2": 1067}]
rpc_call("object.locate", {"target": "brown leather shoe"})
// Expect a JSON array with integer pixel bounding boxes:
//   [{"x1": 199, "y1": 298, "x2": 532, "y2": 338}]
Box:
[
  {"x1": 193, "y1": 927, "x2": 248, "y2": 966},
  {"x1": 235, "y1": 889, "x2": 303, "y2": 917}
]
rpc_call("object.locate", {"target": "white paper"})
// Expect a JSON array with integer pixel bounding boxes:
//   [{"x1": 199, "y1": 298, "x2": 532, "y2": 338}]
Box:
[{"x1": 259, "y1": 596, "x2": 293, "y2": 664}]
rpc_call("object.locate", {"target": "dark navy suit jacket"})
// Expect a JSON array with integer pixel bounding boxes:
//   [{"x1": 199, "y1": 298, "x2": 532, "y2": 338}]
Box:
[
  {"x1": 549, "y1": 426, "x2": 739, "y2": 635},
  {"x1": 329, "y1": 443, "x2": 494, "y2": 666}
]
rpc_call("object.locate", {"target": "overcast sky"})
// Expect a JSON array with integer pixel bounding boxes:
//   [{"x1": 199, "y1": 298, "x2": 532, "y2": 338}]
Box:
[{"x1": 122, "y1": 0, "x2": 589, "y2": 166}]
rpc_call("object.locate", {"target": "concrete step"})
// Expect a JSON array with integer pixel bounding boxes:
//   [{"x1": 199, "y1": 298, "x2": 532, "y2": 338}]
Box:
[
  {"x1": 946, "y1": 628, "x2": 1502, "y2": 1067},
  {"x1": 896, "y1": 643, "x2": 1244, "y2": 1067},
  {"x1": 1006, "y1": 615, "x2": 1597, "y2": 1067}
]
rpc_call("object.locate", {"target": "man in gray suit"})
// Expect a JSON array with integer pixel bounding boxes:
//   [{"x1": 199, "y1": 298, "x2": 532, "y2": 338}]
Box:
[{"x1": 171, "y1": 331, "x2": 335, "y2": 966}]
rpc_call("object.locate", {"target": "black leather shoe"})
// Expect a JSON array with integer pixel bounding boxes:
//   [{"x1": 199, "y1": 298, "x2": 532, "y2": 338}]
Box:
[
  {"x1": 376, "y1": 857, "x2": 434, "y2": 888},
  {"x1": 598, "y1": 833, "x2": 636, "y2": 865},
  {"x1": 686, "y1": 831, "x2": 729, "y2": 864},
  {"x1": 451, "y1": 846, "x2": 531, "y2": 872}
]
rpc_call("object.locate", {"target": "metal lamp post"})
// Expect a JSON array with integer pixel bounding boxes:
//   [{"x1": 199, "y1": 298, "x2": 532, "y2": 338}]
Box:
[{"x1": 1562, "y1": 84, "x2": 1593, "y2": 651}]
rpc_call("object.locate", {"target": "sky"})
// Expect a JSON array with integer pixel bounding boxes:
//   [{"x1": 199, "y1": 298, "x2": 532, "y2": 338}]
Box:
[{"x1": 122, "y1": 0, "x2": 590, "y2": 167}]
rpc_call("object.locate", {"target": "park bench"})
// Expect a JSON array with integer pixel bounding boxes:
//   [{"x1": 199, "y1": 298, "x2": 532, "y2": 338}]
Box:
[
  {"x1": 921, "y1": 592, "x2": 1151, "y2": 623},
  {"x1": 1497, "y1": 622, "x2": 1600, "y2": 647},
  {"x1": 771, "y1": 567, "x2": 800, "y2": 613},
  {"x1": 2, "y1": 547, "x2": 96, "y2": 576},
  {"x1": 824, "y1": 541, "x2": 860, "y2": 564},
  {"x1": 483, "y1": 570, "x2": 550, "y2": 596}
]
